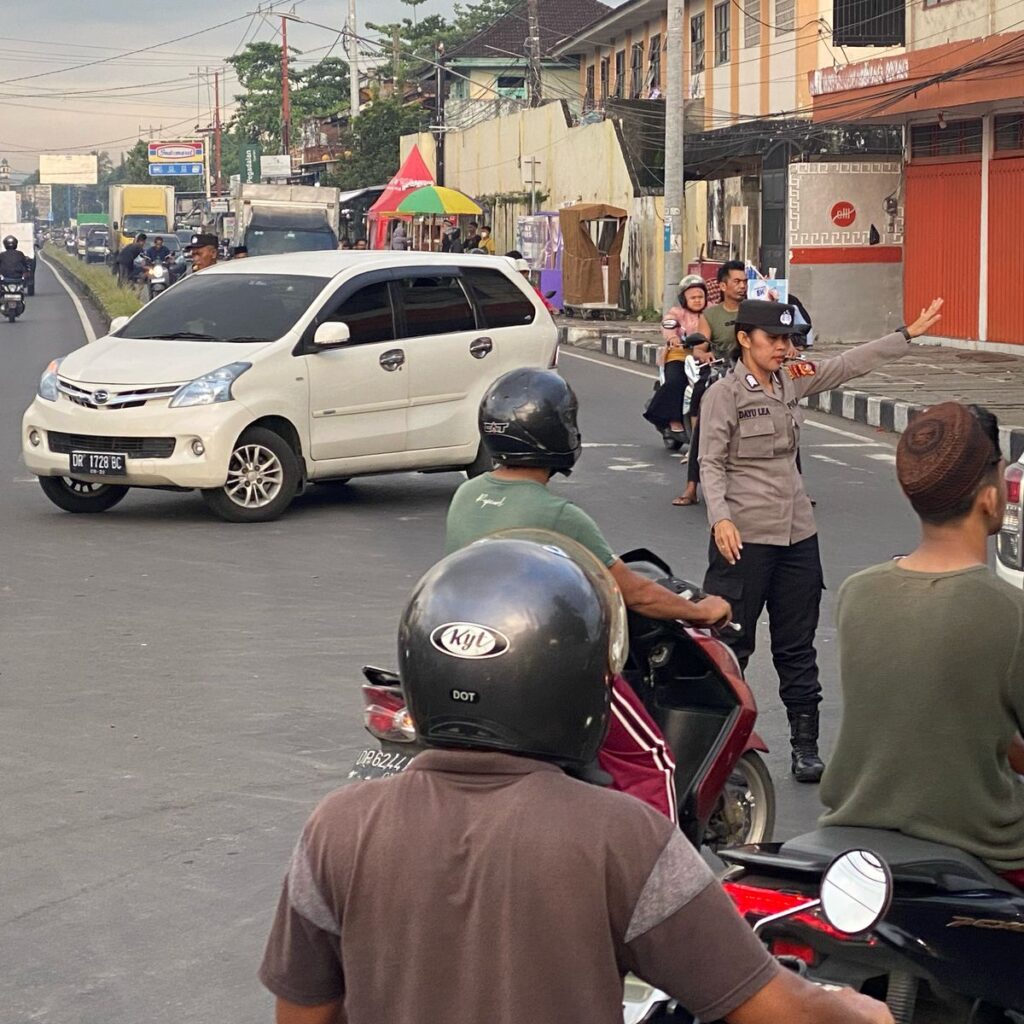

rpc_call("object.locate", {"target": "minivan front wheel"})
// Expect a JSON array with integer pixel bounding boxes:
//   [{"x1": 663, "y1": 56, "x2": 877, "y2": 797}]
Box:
[
  {"x1": 201, "y1": 427, "x2": 299, "y2": 523},
  {"x1": 39, "y1": 476, "x2": 129, "y2": 513}
]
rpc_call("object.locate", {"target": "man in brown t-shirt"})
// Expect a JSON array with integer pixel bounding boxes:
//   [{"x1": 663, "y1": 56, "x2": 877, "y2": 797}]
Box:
[{"x1": 259, "y1": 536, "x2": 893, "y2": 1024}]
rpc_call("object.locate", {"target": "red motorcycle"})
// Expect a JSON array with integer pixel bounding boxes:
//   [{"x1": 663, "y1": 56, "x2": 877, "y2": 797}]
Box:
[{"x1": 350, "y1": 547, "x2": 775, "y2": 851}]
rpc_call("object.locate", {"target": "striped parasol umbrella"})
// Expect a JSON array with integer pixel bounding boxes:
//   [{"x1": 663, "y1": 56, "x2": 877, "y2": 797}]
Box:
[{"x1": 395, "y1": 185, "x2": 482, "y2": 216}]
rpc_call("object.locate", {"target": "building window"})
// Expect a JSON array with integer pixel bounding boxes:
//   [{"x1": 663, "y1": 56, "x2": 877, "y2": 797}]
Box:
[
  {"x1": 910, "y1": 119, "x2": 983, "y2": 158},
  {"x1": 714, "y1": 2, "x2": 731, "y2": 65},
  {"x1": 599, "y1": 56, "x2": 610, "y2": 101},
  {"x1": 775, "y1": 0, "x2": 795, "y2": 34},
  {"x1": 648, "y1": 33, "x2": 662, "y2": 96},
  {"x1": 744, "y1": 0, "x2": 761, "y2": 46},
  {"x1": 614, "y1": 49, "x2": 626, "y2": 97},
  {"x1": 994, "y1": 113, "x2": 1024, "y2": 152},
  {"x1": 496, "y1": 75, "x2": 526, "y2": 99},
  {"x1": 630, "y1": 42, "x2": 644, "y2": 97},
  {"x1": 691, "y1": 14, "x2": 705, "y2": 73},
  {"x1": 585, "y1": 64, "x2": 595, "y2": 109},
  {"x1": 833, "y1": 0, "x2": 905, "y2": 46}
]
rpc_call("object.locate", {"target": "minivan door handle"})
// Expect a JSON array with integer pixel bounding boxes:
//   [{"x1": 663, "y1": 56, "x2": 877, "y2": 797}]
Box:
[
  {"x1": 379, "y1": 349, "x2": 405, "y2": 371},
  {"x1": 470, "y1": 336, "x2": 493, "y2": 359}
]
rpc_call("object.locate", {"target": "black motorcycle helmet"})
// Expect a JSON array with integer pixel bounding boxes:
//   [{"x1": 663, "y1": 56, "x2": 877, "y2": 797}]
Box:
[
  {"x1": 398, "y1": 531, "x2": 626, "y2": 769},
  {"x1": 479, "y1": 368, "x2": 582, "y2": 475},
  {"x1": 3, "y1": 235, "x2": 17, "y2": 250}
]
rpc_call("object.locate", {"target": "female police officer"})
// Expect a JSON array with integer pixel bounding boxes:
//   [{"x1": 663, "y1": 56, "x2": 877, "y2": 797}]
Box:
[{"x1": 698, "y1": 296, "x2": 943, "y2": 783}]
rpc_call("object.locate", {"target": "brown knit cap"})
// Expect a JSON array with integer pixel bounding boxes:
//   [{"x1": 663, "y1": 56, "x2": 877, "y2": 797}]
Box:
[{"x1": 896, "y1": 402, "x2": 997, "y2": 516}]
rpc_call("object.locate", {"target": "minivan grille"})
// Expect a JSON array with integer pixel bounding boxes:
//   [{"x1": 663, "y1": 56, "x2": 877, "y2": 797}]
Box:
[{"x1": 47, "y1": 432, "x2": 176, "y2": 459}]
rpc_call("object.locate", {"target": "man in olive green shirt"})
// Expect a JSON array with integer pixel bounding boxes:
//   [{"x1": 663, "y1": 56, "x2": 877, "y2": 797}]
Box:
[
  {"x1": 820, "y1": 402, "x2": 1024, "y2": 878},
  {"x1": 699, "y1": 260, "x2": 748, "y2": 360}
]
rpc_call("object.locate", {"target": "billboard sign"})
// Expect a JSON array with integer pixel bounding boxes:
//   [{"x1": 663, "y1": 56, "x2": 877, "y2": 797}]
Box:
[
  {"x1": 148, "y1": 140, "x2": 204, "y2": 163},
  {"x1": 149, "y1": 163, "x2": 204, "y2": 176},
  {"x1": 261, "y1": 154, "x2": 292, "y2": 180},
  {"x1": 241, "y1": 144, "x2": 261, "y2": 185},
  {"x1": 39, "y1": 154, "x2": 98, "y2": 185}
]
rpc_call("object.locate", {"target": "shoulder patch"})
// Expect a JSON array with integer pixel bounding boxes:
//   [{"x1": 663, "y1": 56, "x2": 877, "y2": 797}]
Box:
[
  {"x1": 785, "y1": 360, "x2": 817, "y2": 380},
  {"x1": 743, "y1": 373, "x2": 760, "y2": 391}
]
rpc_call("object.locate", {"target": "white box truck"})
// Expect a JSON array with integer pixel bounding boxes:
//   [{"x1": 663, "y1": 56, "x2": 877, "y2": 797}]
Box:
[{"x1": 233, "y1": 184, "x2": 340, "y2": 256}]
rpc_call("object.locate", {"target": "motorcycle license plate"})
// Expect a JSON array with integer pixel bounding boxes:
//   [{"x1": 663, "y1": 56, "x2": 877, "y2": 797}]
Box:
[
  {"x1": 70, "y1": 451, "x2": 126, "y2": 476},
  {"x1": 347, "y1": 748, "x2": 413, "y2": 781}
]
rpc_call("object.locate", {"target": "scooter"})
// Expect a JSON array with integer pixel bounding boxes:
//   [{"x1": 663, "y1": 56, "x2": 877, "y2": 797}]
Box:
[
  {"x1": 349, "y1": 547, "x2": 775, "y2": 853},
  {"x1": 717, "y1": 828, "x2": 1024, "y2": 1022},
  {"x1": 2, "y1": 276, "x2": 27, "y2": 322}
]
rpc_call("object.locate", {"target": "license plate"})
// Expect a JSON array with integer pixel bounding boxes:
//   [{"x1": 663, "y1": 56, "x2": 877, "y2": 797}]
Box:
[
  {"x1": 346, "y1": 748, "x2": 413, "y2": 781},
  {"x1": 70, "y1": 451, "x2": 126, "y2": 476}
]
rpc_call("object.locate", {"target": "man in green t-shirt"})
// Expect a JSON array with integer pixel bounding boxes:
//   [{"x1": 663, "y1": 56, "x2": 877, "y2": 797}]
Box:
[
  {"x1": 698, "y1": 261, "x2": 747, "y2": 361},
  {"x1": 446, "y1": 368, "x2": 732, "y2": 821},
  {"x1": 820, "y1": 402, "x2": 1024, "y2": 882}
]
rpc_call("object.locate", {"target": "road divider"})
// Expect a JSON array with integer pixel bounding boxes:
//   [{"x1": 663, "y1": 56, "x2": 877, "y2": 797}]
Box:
[{"x1": 41, "y1": 247, "x2": 141, "y2": 328}]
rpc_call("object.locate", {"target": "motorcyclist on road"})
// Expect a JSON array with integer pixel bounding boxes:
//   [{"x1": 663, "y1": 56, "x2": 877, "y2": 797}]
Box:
[
  {"x1": 259, "y1": 535, "x2": 895, "y2": 1024},
  {"x1": 144, "y1": 236, "x2": 169, "y2": 263},
  {"x1": 0, "y1": 235, "x2": 30, "y2": 279},
  {"x1": 444, "y1": 368, "x2": 732, "y2": 819}
]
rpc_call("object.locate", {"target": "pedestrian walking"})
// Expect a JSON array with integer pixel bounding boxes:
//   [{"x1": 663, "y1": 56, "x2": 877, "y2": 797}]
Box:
[{"x1": 698, "y1": 297, "x2": 944, "y2": 783}]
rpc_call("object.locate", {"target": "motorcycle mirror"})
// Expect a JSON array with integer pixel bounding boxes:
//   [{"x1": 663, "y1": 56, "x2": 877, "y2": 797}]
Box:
[
  {"x1": 820, "y1": 849, "x2": 893, "y2": 935},
  {"x1": 661, "y1": 318, "x2": 679, "y2": 330}
]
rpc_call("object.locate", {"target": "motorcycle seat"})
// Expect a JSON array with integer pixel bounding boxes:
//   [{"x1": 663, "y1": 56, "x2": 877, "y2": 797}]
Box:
[{"x1": 780, "y1": 827, "x2": 1020, "y2": 895}]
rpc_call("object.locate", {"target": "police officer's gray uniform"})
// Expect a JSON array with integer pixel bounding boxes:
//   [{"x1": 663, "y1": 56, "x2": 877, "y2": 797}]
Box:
[{"x1": 697, "y1": 299, "x2": 913, "y2": 778}]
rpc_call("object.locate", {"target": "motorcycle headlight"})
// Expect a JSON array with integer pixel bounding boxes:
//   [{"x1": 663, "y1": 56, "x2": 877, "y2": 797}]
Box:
[
  {"x1": 38, "y1": 358, "x2": 63, "y2": 402},
  {"x1": 150, "y1": 265, "x2": 168, "y2": 280},
  {"x1": 169, "y1": 362, "x2": 251, "y2": 408}
]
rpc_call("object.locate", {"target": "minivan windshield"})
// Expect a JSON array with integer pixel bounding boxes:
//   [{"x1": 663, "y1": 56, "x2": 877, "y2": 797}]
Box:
[{"x1": 117, "y1": 273, "x2": 329, "y2": 343}]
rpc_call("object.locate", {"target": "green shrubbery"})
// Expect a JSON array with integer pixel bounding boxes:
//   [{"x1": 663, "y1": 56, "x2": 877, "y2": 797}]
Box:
[{"x1": 43, "y1": 247, "x2": 142, "y2": 322}]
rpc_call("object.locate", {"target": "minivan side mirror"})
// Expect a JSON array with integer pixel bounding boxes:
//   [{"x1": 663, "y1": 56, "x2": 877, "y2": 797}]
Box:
[
  {"x1": 312, "y1": 322, "x2": 351, "y2": 348},
  {"x1": 109, "y1": 315, "x2": 130, "y2": 333}
]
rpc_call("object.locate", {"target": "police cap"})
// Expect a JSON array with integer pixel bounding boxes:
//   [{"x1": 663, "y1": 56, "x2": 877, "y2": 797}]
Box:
[{"x1": 734, "y1": 299, "x2": 803, "y2": 336}]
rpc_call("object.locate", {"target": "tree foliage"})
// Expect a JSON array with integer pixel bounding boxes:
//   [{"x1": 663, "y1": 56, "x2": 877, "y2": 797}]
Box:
[{"x1": 323, "y1": 97, "x2": 428, "y2": 190}]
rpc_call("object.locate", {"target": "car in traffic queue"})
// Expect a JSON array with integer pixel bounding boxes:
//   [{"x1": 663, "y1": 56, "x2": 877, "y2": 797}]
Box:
[
  {"x1": 22, "y1": 251, "x2": 558, "y2": 523},
  {"x1": 996, "y1": 457, "x2": 1024, "y2": 590}
]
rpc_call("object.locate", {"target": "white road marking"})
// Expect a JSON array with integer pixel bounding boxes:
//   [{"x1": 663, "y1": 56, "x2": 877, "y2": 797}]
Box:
[
  {"x1": 608, "y1": 462, "x2": 655, "y2": 471},
  {"x1": 803, "y1": 418, "x2": 893, "y2": 445},
  {"x1": 38, "y1": 251, "x2": 98, "y2": 344},
  {"x1": 807, "y1": 441, "x2": 884, "y2": 448},
  {"x1": 583, "y1": 442, "x2": 640, "y2": 448},
  {"x1": 809, "y1": 454, "x2": 850, "y2": 467},
  {"x1": 560, "y1": 349, "x2": 656, "y2": 379},
  {"x1": 867, "y1": 452, "x2": 897, "y2": 463}
]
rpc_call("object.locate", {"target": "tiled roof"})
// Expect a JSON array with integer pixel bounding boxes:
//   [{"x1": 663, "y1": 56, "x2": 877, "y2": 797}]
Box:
[{"x1": 447, "y1": 0, "x2": 612, "y2": 60}]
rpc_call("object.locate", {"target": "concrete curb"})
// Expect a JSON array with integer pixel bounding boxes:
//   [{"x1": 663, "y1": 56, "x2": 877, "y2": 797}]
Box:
[{"x1": 560, "y1": 327, "x2": 1024, "y2": 462}]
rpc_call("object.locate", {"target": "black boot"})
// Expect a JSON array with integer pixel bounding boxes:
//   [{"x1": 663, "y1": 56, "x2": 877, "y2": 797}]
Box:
[{"x1": 788, "y1": 709, "x2": 825, "y2": 784}]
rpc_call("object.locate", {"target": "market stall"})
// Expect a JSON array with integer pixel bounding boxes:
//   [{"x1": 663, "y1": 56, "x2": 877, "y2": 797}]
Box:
[{"x1": 558, "y1": 203, "x2": 627, "y2": 318}]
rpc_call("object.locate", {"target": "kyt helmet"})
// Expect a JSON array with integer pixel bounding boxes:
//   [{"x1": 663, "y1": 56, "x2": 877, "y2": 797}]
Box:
[
  {"x1": 3, "y1": 235, "x2": 17, "y2": 250},
  {"x1": 479, "y1": 368, "x2": 582, "y2": 475},
  {"x1": 398, "y1": 531, "x2": 626, "y2": 768},
  {"x1": 677, "y1": 274, "x2": 708, "y2": 302}
]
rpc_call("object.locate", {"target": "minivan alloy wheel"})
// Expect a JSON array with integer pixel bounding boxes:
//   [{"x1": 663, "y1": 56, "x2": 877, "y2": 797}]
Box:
[{"x1": 224, "y1": 443, "x2": 285, "y2": 509}]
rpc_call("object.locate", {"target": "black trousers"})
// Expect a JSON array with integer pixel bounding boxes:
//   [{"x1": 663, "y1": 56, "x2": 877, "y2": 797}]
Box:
[
  {"x1": 703, "y1": 534, "x2": 824, "y2": 712},
  {"x1": 643, "y1": 360, "x2": 687, "y2": 429}
]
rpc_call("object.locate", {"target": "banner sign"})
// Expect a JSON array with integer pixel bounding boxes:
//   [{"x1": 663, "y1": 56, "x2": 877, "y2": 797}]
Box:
[
  {"x1": 241, "y1": 144, "x2": 262, "y2": 185},
  {"x1": 148, "y1": 141, "x2": 204, "y2": 163},
  {"x1": 149, "y1": 163, "x2": 204, "y2": 176}
]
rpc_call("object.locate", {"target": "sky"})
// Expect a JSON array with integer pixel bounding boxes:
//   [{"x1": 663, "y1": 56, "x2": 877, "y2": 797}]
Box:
[{"x1": 0, "y1": 0, "x2": 467, "y2": 180}]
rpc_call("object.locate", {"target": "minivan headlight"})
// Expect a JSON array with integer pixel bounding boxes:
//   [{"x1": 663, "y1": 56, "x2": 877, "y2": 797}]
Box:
[
  {"x1": 38, "y1": 358, "x2": 64, "y2": 402},
  {"x1": 170, "y1": 362, "x2": 251, "y2": 408}
]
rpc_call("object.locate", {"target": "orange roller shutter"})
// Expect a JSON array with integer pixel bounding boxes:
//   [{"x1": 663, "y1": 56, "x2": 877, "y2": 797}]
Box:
[
  {"x1": 904, "y1": 162, "x2": 981, "y2": 341},
  {"x1": 987, "y1": 157, "x2": 1024, "y2": 345}
]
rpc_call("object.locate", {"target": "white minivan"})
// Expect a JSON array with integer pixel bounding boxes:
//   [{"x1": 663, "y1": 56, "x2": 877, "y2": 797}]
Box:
[{"x1": 23, "y1": 252, "x2": 557, "y2": 522}]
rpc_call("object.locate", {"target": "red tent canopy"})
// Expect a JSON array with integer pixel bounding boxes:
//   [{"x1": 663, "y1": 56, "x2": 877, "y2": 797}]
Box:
[{"x1": 368, "y1": 146, "x2": 435, "y2": 247}]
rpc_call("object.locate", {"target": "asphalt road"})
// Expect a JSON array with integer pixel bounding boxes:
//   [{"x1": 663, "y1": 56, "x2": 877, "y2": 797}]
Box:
[{"x1": 1, "y1": 261, "x2": 921, "y2": 1023}]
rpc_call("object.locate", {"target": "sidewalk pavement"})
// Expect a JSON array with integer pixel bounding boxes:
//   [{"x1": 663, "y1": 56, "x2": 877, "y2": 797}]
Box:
[{"x1": 558, "y1": 321, "x2": 1024, "y2": 462}]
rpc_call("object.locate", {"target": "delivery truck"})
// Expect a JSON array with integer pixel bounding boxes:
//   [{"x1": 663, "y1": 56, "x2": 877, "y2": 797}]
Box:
[
  {"x1": 232, "y1": 184, "x2": 340, "y2": 256},
  {"x1": 109, "y1": 184, "x2": 175, "y2": 259}
]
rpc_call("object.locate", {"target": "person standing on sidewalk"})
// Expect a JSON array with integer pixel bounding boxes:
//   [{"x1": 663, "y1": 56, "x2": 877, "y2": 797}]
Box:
[{"x1": 698, "y1": 297, "x2": 944, "y2": 783}]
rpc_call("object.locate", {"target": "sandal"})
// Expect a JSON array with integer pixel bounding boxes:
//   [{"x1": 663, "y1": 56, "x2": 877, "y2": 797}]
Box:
[{"x1": 672, "y1": 494, "x2": 700, "y2": 506}]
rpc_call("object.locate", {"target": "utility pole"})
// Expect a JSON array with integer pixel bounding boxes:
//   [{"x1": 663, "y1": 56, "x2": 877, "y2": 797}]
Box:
[
  {"x1": 392, "y1": 27, "x2": 402, "y2": 97},
  {"x1": 526, "y1": 0, "x2": 542, "y2": 107},
  {"x1": 280, "y1": 15, "x2": 292, "y2": 155},
  {"x1": 435, "y1": 43, "x2": 445, "y2": 186},
  {"x1": 662, "y1": 5, "x2": 685, "y2": 309},
  {"x1": 214, "y1": 69, "x2": 223, "y2": 196},
  {"x1": 348, "y1": 0, "x2": 360, "y2": 119}
]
